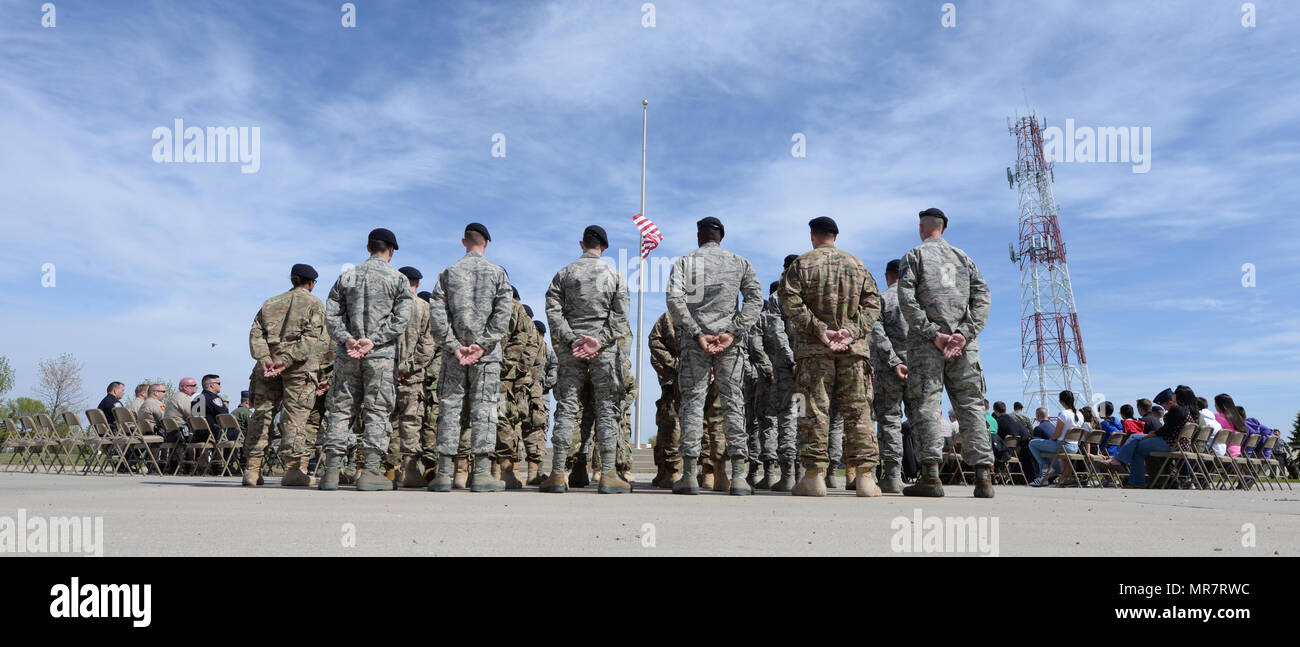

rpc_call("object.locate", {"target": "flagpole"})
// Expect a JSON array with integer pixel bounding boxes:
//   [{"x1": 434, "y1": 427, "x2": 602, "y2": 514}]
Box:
[{"x1": 634, "y1": 99, "x2": 648, "y2": 448}]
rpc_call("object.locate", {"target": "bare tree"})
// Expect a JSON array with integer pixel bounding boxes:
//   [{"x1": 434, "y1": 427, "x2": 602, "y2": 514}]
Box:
[{"x1": 33, "y1": 353, "x2": 85, "y2": 416}]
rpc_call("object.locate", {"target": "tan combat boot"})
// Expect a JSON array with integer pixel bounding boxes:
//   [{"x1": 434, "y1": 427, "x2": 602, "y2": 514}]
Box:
[
  {"x1": 282, "y1": 455, "x2": 316, "y2": 487},
  {"x1": 879, "y1": 462, "x2": 904, "y2": 494},
  {"x1": 500, "y1": 458, "x2": 524, "y2": 490},
  {"x1": 855, "y1": 466, "x2": 882, "y2": 497},
  {"x1": 902, "y1": 461, "x2": 944, "y2": 497},
  {"x1": 597, "y1": 469, "x2": 632, "y2": 494},
  {"x1": 699, "y1": 460, "x2": 715, "y2": 490},
  {"x1": 526, "y1": 461, "x2": 544, "y2": 486},
  {"x1": 973, "y1": 465, "x2": 995, "y2": 498},
  {"x1": 452, "y1": 456, "x2": 469, "y2": 489},
  {"x1": 650, "y1": 463, "x2": 668, "y2": 488},
  {"x1": 712, "y1": 458, "x2": 730, "y2": 492},
  {"x1": 792, "y1": 466, "x2": 828, "y2": 497},
  {"x1": 242, "y1": 455, "x2": 263, "y2": 487},
  {"x1": 401, "y1": 456, "x2": 427, "y2": 488},
  {"x1": 844, "y1": 464, "x2": 857, "y2": 491}
]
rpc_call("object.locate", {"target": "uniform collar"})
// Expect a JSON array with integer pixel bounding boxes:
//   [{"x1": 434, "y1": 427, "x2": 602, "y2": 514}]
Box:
[
  {"x1": 368, "y1": 253, "x2": 389, "y2": 263},
  {"x1": 580, "y1": 251, "x2": 601, "y2": 259},
  {"x1": 464, "y1": 251, "x2": 484, "y2": 258},
  {"x1": 699, "y1": 242, "x2": 720, "y2": 249}
]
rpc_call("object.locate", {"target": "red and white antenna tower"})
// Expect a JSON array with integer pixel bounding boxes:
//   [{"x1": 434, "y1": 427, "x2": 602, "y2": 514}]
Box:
[{"x1": 1007, "y1": 112, "x2": 1093, "y2": 411}]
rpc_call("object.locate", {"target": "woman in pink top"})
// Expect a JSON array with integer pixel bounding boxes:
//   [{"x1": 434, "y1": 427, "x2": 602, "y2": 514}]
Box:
[{"x1": 1215, "y1": 393, "x2": 1247, "y2": 457}]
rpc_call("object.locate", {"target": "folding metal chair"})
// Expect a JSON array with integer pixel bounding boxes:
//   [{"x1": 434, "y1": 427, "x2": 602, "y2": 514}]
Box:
[
  {"x1": 213, "y1": 413, "x2": 246, "y2": 477},
  {"x1": 1253, "y1": 436, "x2": 1291, "y2": 491},
  {"x1": 1197, "y1": 429, "x2": 1231, "y2": 490},
  {"x1": 1230, "y1": 434, "x2": 1264, "y2": 491},
  {"x1": 1148, "y1": 423, "x2": 1207, "y2": 490},
  {"x1": 159, "y1": 417, "x2": 192, "y2": 474},
  {"x1": 81, "y1": 409, "x2": 117, "y2": 475},
  {"x1": 1050, "y1": 428, "x2": 1090, "y2": 487},
  {"x1": 87, "y1": 408, "x2": 134, "y2": 475},
  {"x1": 2, "y1": 418, "x2": 30, "y2": 472},
  {"x1": 19, "y1": 416, "x2": 52, "y2": 473},
  {"x1": 942, "y1": 440, "x2": 968, "y2": 485},
  {"x1": 1000, "y1": 435, "x2": 1028, "y2": 485},
  {"x1": 115, "y1": 408, "x2": 164, "y2": 475},
  {"x1": 187, "y1": 416, "x2": 220, "y2": 475},
  {"x1": 60, "y1": 412, "x2": 100, "y2": 475},
  {"x1": 35, "y1": 414, "x2": 71, "y2": 474}
]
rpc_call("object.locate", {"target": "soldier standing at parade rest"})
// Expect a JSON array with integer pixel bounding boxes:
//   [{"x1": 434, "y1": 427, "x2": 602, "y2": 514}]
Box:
[
  {"x1": 318, "y1": 228, "x2": 414, "y2": 491},
  {"x1": 780, "y1": 216, "x2": 884, "y2": 497},
  {"x1": 870, "y1": 259, "x2": 910, "y2": 493},
  {"x1": 391, "y1": 266, "x2": 437, "y2": 488},
  {"x1": 897, "y1": 208, "x2": 995, "y2": 498},
  {"x1": 538, "y1": 225, "x2": 630, "y2": 494},
  {"x1": 666, "y1": 216, "x2": 763, "y2": 496},
  {"x1": 243, "y1": 263, "x2": 326, "y2": 487},
  {"x1": 426, "y1": 223, "x2": 513, "y2": 493}
]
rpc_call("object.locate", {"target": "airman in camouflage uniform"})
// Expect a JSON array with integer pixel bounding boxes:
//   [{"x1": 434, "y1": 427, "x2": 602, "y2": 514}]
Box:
[
  {"x1": 388, "y1": 266, "x2": 437, "y2": 488},
  {"x1": 522, "y1": 320, "x2": 556, "y2": 485},
  {"x1": 319, "y1": 229, "x2": 414, "y2": 491},
  {"x1": 494, "y1": 291, "x2": 537, "y2": 489},
  {"x1": 416, "y1": 291, "x2": 443, "y2": 477},
  {"x1": 762, "y1": 268, "x2": 800, "y2": 490},
  {"x1": 539, "y1": 225, "x2": 631, "y2": 494},
  {"x1": 243, "y1": 263, "x2": 326, "y2": 487},
  {"x1": 870, "y1": 259, "x2": 910, "y2": 493},
  {"x1": 427, "y1": 223, "x2": 514, "y2": 493},
  {"x1": 780, "y1": 217, "x2": 883, "y2": 498},
  {"x1": 615, "y1": 338, "x2": 636, "y2": 479},
  {"x1": 666, "y1": 217, "x2": 763, "y2": 496},
  {"x1": 898, "y1": 208, "x2": 994, "y2": 498},
  {"x1": 648, "y1": 312, "x2": 682, "y2": 487},
  {"x1": 743, "y1": 321, "x2": 774, "y2": 487}
]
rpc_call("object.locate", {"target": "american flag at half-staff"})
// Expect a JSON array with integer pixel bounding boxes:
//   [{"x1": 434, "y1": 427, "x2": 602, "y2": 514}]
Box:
[{"x1": 633, "y1": 212, "x2": 662, "y2": 259}]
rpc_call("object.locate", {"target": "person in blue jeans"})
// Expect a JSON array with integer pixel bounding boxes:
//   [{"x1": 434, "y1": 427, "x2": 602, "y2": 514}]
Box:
[
  {"x1": 1097, "y1": 401, "x2": 1124, "y2": 456},
  {"x1": 1096, "y1": 405, "x2": 1189, "y2": 487},
  {"x1": 1028, "y1": 390, "x2": 1086, "y2": 486}
]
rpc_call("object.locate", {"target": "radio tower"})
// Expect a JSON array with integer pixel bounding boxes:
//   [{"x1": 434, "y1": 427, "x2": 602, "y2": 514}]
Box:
[{"x1": 1006, "y1": 112, "x2": 1093, "y2": 411}]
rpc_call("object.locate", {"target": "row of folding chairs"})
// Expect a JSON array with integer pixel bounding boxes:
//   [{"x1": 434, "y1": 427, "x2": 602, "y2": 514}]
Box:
[{"x1": 0, "y1": 410, "x2": 249, "y2": 477}]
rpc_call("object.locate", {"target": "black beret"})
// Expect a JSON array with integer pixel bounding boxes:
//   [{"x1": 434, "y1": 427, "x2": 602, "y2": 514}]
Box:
[
  {"x1": 808, "y1": 216, "x2": 838, "y2": 235},
  {"x1": 783, "y1": 254, "x2": 799, "y2": 270},
  {"x1": 523, "y1": 304, "x2": 533, "y2": 318},
  {"x1": 697, "y1": 217, "x2": 725, "y2": 237},
  {"x1": 534, "y1": 320, "x2": 546, "y2": 336},
  {"x1": 397, "y1": 266, "x2": 422, "y2": 281},
  {"x1": 290, "y1": 263, "x2": 318, "y2": 280},
  {"x1": 368, "y1": 227, "x2": 398, "y2": 250},
  {"x1": 583, "y1": 225, "x2": 609, "y2": 248},
  {"x1": 769, "y1": 280, "x2": 779, "y2": 295},
  {"x1": 417, "y1": 291, "x2": 432, "y2": 302},
  {"x1": 465, "y1": 222, "x2": 491, "y2": 242},
  {"x1": 240, "y1": 390, "x2": 249, "y2": 399},
  {"x1": 918, "y1": 208, "x2": 948, "y2": 227},
  {"x1": 886, "y1": 259, "x2": 901, "y2": 274},
  {"x1": 511, "y1": 286, "x2": 520, "y2": 300}
]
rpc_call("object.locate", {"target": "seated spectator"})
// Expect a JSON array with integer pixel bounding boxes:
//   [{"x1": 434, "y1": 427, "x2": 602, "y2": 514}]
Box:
[
  {"x1": 136, "y1": 384, "x2": 167, "y2": 436},
  {"x1": 1095, "y1": 404, "x2": 1191, "y2": 488},
  {"x1": 984, "y1": 399, "x2": 998, "y2": 434},
  {"x1": 1213, "y1": 394, "x2": 1246, "y2": 456},
  {"x1": 125, "y1": 383, "x2": 149, "y2": 415},
  {"x1": 1032, "y1": 407, "x2": 1054, "y2": 439},
  {"x1": 198, "y1": 374, "x2": 232, "y2": 440},
  {"x1": 1028, "y1": 390, "x2": 1085, "y2": 486},
  {"x1": 1153, "y1": 387, "x2": 1175, "y2": 411},
  {"x1": 1138, "y1": 397, "x2": 1164, "y2": 435},
  {"x1": 941, "y1": 410, "x2": 958, "y2": 448},
  {"x1": 995, "y1": 401, "x2": 1038, "y2": 481},
  {"x1": 1097, "y1": 401, "x2": 1123, "y2": 455},
  {"x1": 1080, "y1": 405, "x2": 1096, "y2": 430},
  {"x1": 97, "y1": 381, "x2": 125, "y2": 429},
  {"x1": 164, "y1": 377, "x2": 200, "y2": 436},
  {"x1": 1238, "y1": 406, "x2": 1276, "y2": 458},
  {"x1": 1120, "y1": 403, "x2": 1145, "y2": 436},
  {"x1": 1011, "y1": 402, "x2": 1034, "y2": 436}
]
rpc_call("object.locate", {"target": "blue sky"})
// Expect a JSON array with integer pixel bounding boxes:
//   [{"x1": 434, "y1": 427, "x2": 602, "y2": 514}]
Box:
[{"x1": 2, "y1": 0, "x2": 1298, "y2": 438}]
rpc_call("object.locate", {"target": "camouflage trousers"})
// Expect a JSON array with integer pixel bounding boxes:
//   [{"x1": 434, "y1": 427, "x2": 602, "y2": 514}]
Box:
[
  {"x1": 551, "y1": 348, "x2": 619, "y2": 474},
  {"x1": 418, "y1": 378, "x2": 439, "y2": 470},
  {"x1": 747, "y1": 375, "x2": 776, "y2": 461},
  {"x1": 872, "y1": 362, "x2": 905, "y2": 467},
  {"x1": 653, "y1": 380, "x2": 681, "y2": 468},
  {"x1": 566, "y1": 379, "x2": 632, "y2": 473},
  {"x1": 678, "y1": 342, "x2": 747, "y2": 459},
  {"x1": 521, "y1": 388, "x2": 549, "y2": 465},
  {"x1": 306, "y1": 386, "x2": 328, "y2": 449},
  {"x1": 565, "y1": 379, "x2": 595, "y2": 469},
  {"x1": 764, "y1": 363, "x2": 798, "y2": 462},
  {"x1": 244, "y1": 368, "x2": 317, "y2": 459},
  {"x1": 434, "y1": 354, "x2": 499, "y2": 457},
  {"x1": 386, "y1": 372, "x2": 426, "y2": 464},
  {"x1": 795, "y1": 354, "x2": 878, "y2": 470},
  {"x1": 903, "y1": 342, "x2": 993, "y2": 467},
  {"x1": 324, "y1": 355, "x2": 397, "y2": 456},
  {"x1": 494, "y1": 378, "x2": 525, "y2": 462}
]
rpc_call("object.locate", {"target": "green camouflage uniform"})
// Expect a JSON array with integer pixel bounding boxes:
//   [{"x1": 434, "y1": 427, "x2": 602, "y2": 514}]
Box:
[
  {"x1": 387, "y1": 293, "x2": 436, "y2": 468},
  {"x1": 521, "y1": 334, "x2": 555, "y2": 467},
  {"x1": 495, "y1": 300, "x2": 537, "y2": 462},
  {"x1": 418, "y1": 344, "x2": 442, "y2": 471},
  {"x1": 779, "y1": 243, "x2": 881, "y2": 471},
  {"x1": 322, "y1": 254, "x2": 414, "y2": 458},
  {"x1": 244, "y1": 286, "x2": 327, "y2": 461},
  {"x1": 897, "y1": 237, "x2": 993, "y2": 467}
]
